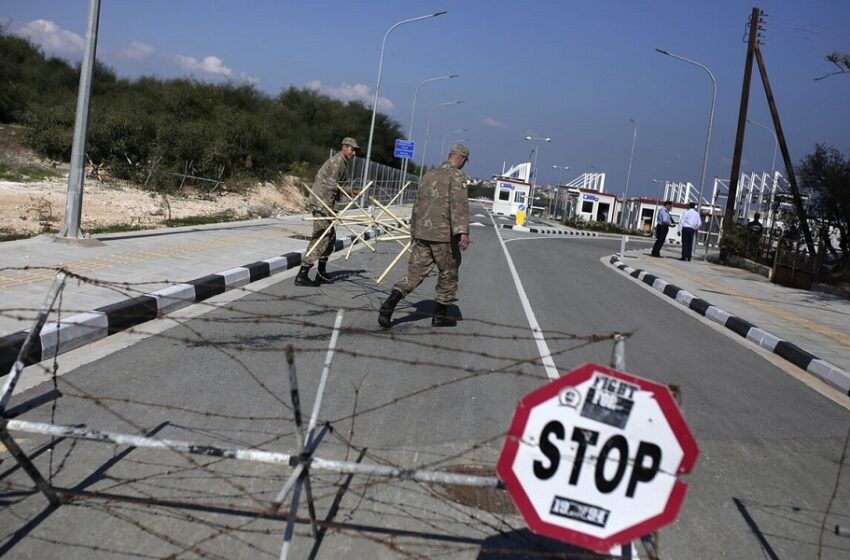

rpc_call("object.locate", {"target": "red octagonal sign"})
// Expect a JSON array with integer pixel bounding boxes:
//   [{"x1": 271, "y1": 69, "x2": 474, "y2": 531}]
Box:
[{"x1": 496, "y1": 363, "x2": 699, "y2": 553}]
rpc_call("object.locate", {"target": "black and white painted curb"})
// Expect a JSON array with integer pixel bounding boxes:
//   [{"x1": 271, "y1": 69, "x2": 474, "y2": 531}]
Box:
[
  {"x1": 0, "y1": 229, "x2": 384, "y2": 376},
  {"x1": 609, "y1": 255, "x2": 850, "y2": 396},
  {"x1": 499, "y1": 224, "x2": 598, "y2": 237}
]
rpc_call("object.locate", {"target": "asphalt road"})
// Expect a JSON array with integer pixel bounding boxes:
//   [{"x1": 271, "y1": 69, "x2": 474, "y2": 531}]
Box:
[{"x1": 2, "y1": 203, "x2": 848, "y2": 559}]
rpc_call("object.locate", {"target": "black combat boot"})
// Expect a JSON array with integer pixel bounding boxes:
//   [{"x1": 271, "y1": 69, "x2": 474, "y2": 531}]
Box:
[
  {"x1": 294, "y1": 265, "x2": 319, "y2": 287},
  {"x1": 431, "y1": 303, "x2": 457, "y2": 327},
  {"x1": 378, "y1": 289, "x2": 403, "y2": 329},
  {"x1": 316, "y1": 261, "x2": 333, "y2": 284}
]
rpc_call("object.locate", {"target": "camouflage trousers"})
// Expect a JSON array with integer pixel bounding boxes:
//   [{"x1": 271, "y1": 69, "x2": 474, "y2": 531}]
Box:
[
  {"x1": 302, "y1": 211, "x2": 336, "y2": 268},
  {"x1": 393, "y1": 239, "x2": 461, "y2": 304}
]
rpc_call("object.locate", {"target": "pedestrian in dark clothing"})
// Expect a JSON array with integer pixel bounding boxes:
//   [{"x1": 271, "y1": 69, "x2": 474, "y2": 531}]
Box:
[
  {"x1": 651, "y1": 201, "x2": 674, "y2": 257},
  {"x1": 747, "y1": 213, "x2": 764, "y2": 236}
]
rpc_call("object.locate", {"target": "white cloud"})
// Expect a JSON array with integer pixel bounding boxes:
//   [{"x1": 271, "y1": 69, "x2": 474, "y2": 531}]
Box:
[
  {"x1": 240, "y1": 73, "x2": 260, "y2": 86},
  {"x1": 305, "y1": 80, "x2": 395, "y2": 112},
  {"x1": 15, "y1": 19, "x2": 84, "y2": 56},
  {"x1": 174, "y1": 54, "x2": 233, "y2": 77},
  {"x1": 482, "y1": 117, "x2": 508, "y2": 129},
  {"x1": 118, "y1": 40, "x2": 155, "y2": 60}
]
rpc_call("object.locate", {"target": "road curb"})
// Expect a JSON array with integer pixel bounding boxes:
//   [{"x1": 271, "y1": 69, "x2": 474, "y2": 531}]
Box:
[
  {"x1": 499, "y1": 224, "x2": 598, "y2": 237},
  {"x1": 0, "y1": 228, "x2": 383, "y2": 376},
  {"x1": 608, "y1": 254, "x2": 850, "y2": 396}
]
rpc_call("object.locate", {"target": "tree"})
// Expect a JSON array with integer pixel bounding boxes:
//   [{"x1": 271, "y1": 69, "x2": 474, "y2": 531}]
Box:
[
  {"x1": 815, "y1": 51, "x2": 850, "y2": 81},
  {"x1": 796, "y1": 144, "x2": 850, "y2": 270}
]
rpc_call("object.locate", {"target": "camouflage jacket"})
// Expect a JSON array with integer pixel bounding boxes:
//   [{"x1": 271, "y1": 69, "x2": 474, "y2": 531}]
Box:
[
  {"x1": 309, "y1": 151, "x2": 350, "y2": 214},
  {"x1": 410, "y1": 161, "x2": 469, "y2": 242}
]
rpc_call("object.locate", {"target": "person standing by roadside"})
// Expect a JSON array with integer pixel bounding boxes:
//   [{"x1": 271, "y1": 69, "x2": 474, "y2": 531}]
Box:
[
  {"x1": 746, "y1": 212, "x2": 764, "y2": 236},
  {"x1": 678, "y1": 202, "x2": 702, "y2": 261},
  {"x1": 378, "y1": 144, "x2": 471, "y2": 328},
  {"x1": 651, "y1": 201, "x2": 674, "y2": 257},
  {"x1": 294, "y1": 137, "x2": 359, "y2": 287}
]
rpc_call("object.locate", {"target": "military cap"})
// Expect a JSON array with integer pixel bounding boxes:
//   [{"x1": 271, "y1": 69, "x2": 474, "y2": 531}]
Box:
[
  {"x1": 449, "y1": 143, "x2": 470, "y2": 159},
  {"x1": 342, "y1": 137, "x2": 360, "y2": 149}
]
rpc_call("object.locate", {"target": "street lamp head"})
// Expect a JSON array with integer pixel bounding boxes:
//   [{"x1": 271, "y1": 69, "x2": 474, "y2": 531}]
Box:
[
  {"x1": 544, "y1": 137, "x2": 551, "y2": 142},
  {"x1": 448, "y1": 74, "x2": 459, "y2": 79},
  {"x1": 433, "y1": 11, "x2": 448, "y2": 17},
  {"x1": 655, "y1": 48, "x2": 670, "y2": 56},
  {"x1": 525, "y1": 136, "x2": 532, "y2": 141}
]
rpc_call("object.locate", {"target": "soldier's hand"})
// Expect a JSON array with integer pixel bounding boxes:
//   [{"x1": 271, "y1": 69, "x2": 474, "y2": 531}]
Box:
[{"x1": 458, "y1": 233, "x2": 469, "y2": 251}]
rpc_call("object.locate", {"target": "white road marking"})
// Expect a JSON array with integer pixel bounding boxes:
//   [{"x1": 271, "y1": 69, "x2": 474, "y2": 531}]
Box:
[{"x1": 488, "y1": 213, "x2": 560, "y2": 380}]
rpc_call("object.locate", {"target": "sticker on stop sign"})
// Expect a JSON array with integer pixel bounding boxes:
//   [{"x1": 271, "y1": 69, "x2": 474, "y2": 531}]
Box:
[{"x1": 496, "y1": 363, "x2": 699, "y2": 552}]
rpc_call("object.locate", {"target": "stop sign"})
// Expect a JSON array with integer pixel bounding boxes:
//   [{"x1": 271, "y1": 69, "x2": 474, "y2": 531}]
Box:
[{"x1": 496, "y1": 363, "x2": 699, "y2": 552}]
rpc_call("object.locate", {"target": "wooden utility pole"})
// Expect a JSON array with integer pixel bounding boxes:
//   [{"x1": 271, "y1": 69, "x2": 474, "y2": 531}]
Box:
[
  {"x1": 723, "y1": 7, "x2": 814, "y2": 255},
  {"x1": 753, "y1": 47, "x2": 815, "y2": 254},
  {"x1": 722, "y1": 7, "x2": 761, "y2": 236}
]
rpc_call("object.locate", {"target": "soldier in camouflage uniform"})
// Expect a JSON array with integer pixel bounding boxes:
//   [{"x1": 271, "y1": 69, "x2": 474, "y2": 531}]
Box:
[
  {"x1": 294, "y1": 137, "x2": 359, "y2": 286},
  {"x1": 378, "y1": 144, "x2": 470, "y2": 328}
]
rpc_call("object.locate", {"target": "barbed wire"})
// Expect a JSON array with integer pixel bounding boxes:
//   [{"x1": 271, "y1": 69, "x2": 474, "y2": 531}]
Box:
[{"x1": 1, "y1": 258, "x2": 844, "y2": 559}]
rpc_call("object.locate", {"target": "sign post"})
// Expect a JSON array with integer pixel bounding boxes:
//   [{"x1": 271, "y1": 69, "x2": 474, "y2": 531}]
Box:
[
  {"x1": 394, "y1": 139, "x2": 415, "y2": 159},
  {"x1": 497, "y1": 363, "x2": 699, "y2": 553}
]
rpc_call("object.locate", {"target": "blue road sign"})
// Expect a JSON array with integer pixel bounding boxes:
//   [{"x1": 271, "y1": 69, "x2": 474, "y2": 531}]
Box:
[{"x1": 394, "y1": 139, "x2": 415, "y2": 159}]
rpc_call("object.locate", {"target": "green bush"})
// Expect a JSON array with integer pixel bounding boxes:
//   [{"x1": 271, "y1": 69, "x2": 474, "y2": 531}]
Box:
[
  {"x1": 562, "y1": 216, "x2": 630, "y2": 235},
  {"x1": 1, "y1": 28, "x2": 406, "y2": 190},
  {"x1": 719, "y1": 225, "x2": 766, "y2": 261}
]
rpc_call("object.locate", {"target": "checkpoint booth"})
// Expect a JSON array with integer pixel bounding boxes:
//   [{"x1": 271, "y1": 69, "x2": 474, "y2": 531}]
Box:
[
  {"x1": 574, "y1": 189, "x2": 617, "y2": 224},
  {"x1": 492, "y1": 177, "x2": 531, "y2": 217}
]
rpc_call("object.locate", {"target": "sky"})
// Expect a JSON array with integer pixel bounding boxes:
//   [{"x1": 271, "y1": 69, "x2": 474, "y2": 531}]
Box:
[{"x1": 2, "y1": 0, "x2": 850, "y2": 199}]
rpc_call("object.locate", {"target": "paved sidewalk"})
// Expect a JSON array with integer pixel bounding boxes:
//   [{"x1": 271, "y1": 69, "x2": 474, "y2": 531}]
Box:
[
  {"x1": 610, "y1": 241, "x2": 850, "y2": 394},
  {"x1": 0, "y1": 215, "x2": 314, "y2": 335},
  {"x1": 0, "y1": 208, "x2": 411, "y2": 372}
]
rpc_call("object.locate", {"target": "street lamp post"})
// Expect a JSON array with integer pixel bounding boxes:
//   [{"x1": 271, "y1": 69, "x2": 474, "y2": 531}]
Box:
[
  {"x1": 551, "y1": 164, "x2": 569, "y2": 216},
  {"x1": 746, "y1": 119, "x2": 778, "y2": 176},
  {"x1": 747, "y1": 118, "x2": 780, "y2": 240},
  {"x1": 58, "y1": 0, "x2": 101, "y2": 240},
  {"x1": 656, "y1": 48, "x2": 716, "y2": 212},
  {"x1": 362, "y1": 11, "x2": 447, "y2": 189},
  {"x1": 620, "y1": 118, "x2": 637, "y2": 229},
  {"x1": 524, "y1": 136, "x2": 551, "y2": 224},
  {"x1": 651, "y1": 178, "x2": 668, "y2": 227},
  {"x1": 418, "y1": 100, "x2": 463, "y2": 181},
  {"x1": 400, "y1": 73, "x2": 458, "y2": 185},
  {"x1": 440, "y1": 128, "x2": 468, "y2": 159}
]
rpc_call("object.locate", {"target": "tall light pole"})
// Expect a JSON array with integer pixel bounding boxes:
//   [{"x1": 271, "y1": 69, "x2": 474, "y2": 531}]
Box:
[
  {"x1": 57, "y1": 0, "x2": 101, "y2": 240},
  {"x1": 656, "y1": 48, "x2": 716, "y2": 211},
  {"x1": 439, "y1": 128, "x2": 467, "y2": 158},
  {"x1": 747, "y1": 118, "x2": 780, "y2": 239},
  {"x1": 401, "y1": 73, "x2": 458, "y2": 183},
  {"x1": 362, "y1": 11, "x2": 447, "y2": 189},
  {"x1": 620, "y1": 118, "x2": 637, "y2": 228},
  {"x1": 418, "y1": 100, "x2": 463, "y2": 181},
  {"x1": 552, "y1": 164, "x2": 569, "y2": 187},
  {"x1": 746, "y1": 119, "x2": 778, "y2": 175},
  {"x1": 651, "y1": 178, "x2": 668, "y2": 223},
  {"x1": 525, "y1": 136, "x2": 551, "y2": 224},
  {"x1": 551, "y1": 165, "x2": 569, "y2": 215}
]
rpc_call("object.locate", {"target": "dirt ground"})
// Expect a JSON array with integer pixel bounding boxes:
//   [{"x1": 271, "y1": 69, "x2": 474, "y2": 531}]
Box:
[
  {"x1": 0, "y1": 125, "x2": 309, "y2": 235},
  {"x1": 0, "y1": 176, "x2": 308, "y2": 235}
]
